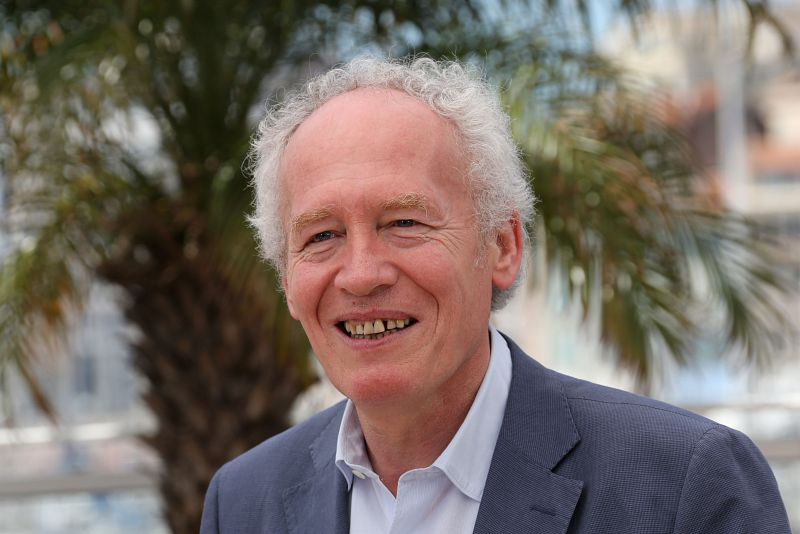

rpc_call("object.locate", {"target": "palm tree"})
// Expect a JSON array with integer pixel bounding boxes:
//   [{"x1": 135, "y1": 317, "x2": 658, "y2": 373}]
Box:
[{"x1": 0, "y1": 0, "x2": 791, "y2": 531}]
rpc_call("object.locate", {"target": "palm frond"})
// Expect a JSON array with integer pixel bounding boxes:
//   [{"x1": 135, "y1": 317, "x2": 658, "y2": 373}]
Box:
[
  {"x1": 0, "y1": 215, "x2": 92, "y2": 421},
  {"x1": 507, "y1": 49, "x2": 788, "y2": 383}
]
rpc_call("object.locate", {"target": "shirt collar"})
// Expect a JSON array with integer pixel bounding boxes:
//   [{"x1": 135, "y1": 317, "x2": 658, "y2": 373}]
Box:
[
  {"x1": 334, "y1": 326, "x2": 513, "y2": 500},
  {"x1": 334, "y1": 400, "x2": 373, "y2": 489}
]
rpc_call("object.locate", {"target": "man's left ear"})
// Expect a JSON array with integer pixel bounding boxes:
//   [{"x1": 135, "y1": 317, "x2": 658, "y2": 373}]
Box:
[{"x1": 491, "y1": 213, "x2": 524, "y2": 290}]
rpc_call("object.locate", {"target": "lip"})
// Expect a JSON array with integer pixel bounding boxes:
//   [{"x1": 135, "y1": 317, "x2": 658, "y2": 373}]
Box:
[
  {"x1": 335, "y1": 323, "x2": 412, "y2": 349},
  {"x1": 333, "y1": 309, "x2": 416, "y2": 323}
]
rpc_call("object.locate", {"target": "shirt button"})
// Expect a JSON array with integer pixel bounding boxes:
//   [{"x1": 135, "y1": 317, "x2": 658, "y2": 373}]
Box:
[{"x1": 352, "y1": 469, "x2": 366, "y2": 479}]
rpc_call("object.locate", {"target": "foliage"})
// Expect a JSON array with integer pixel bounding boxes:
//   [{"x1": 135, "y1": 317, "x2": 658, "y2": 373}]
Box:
[{"x1": 505, "y1": 52, "x2": 786, "y2": 380}]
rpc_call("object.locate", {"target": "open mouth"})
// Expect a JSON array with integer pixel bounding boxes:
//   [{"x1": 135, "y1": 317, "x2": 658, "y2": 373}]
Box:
[{"x1": 337, "y1": 318, "x2": 417, "y2": 340}]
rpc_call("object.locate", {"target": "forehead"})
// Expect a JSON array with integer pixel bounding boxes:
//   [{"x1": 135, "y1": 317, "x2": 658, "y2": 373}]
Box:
[
  {"x1": 283, "y1": 88, "x2": 459, "y2": 171},
  {"x1": 279, "y1": 88, "x2": 468, "y2": 219}
]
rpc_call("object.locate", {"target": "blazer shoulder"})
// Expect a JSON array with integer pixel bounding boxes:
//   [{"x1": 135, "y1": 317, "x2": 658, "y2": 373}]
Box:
[
  {"x1": 554, "y1": 369, "x2": 718, "y2": 433},
  {"x1": 503, "y1": 334, "x2": 722, "y2": 443},
  {"x1": 557, "y1": 372, "x2": 790, "y2": 530},
  {"x1": 494, "y1": 335, "x2": 790, "y2": 532},
  {"x1": 216, "y1": 400, "x2": 346, "y2": 489},
  {"x1": 201, "y1": 401, "x2": 347, "y2": 532}
]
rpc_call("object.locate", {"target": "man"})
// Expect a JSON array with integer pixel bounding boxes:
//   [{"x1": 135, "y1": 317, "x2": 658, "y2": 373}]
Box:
[{"x1": 200, "y1": 57, "x2": 790, "y2": 533}]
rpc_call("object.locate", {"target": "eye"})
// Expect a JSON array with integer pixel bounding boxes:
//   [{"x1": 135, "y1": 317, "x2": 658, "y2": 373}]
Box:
[
  {"x1": 394, "y1": 219, "x2": 416, "y2": 228},
  {"x1": 311, "y1": 230, "x2": 334, "y2": 243}
]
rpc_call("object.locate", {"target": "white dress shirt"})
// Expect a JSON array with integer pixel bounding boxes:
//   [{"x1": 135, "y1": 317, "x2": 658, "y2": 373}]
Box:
[{"x1": 335, "y1": 327, "x2": 512, "y2": 534}]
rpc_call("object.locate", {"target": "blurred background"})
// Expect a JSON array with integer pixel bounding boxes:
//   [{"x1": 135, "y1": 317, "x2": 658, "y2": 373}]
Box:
[{"x1": 1, "y1": 1, "x2": 798, "y2": 532}]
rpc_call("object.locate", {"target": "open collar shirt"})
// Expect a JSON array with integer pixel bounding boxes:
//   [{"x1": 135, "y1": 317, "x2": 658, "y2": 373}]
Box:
[{"x1": 334, "y1": 326, "x2": 512, "y2": 534}]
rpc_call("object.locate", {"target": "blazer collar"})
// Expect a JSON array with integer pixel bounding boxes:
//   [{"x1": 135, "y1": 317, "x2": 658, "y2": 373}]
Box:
[
  {"x1": 282, "y1": 334, "x2": 584, "y2": 534},
  {"x1": 282, "y1": 404, "x2": 350, "y2": 534},
  {"x1": 473, "y1": 335, "x2": 584, "y2": 534}
]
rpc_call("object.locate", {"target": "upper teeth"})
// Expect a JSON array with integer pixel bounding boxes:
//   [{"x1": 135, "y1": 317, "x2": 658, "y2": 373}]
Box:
[{"x1": 344, "y1": 319, "x2": 410, "y2": 335}]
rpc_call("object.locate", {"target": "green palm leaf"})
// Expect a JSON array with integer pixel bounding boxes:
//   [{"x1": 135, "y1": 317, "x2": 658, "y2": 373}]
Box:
[{"x1": 506, "y1": 52, "x2": 788, "y2": 384}]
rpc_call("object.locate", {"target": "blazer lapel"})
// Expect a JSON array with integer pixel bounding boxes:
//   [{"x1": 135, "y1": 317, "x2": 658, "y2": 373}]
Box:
[
  {"x1": 473, "y1": 337, "x2": 584, "y2": 534},
  {"x1": 282, "y1": 407, "x2": 350, "y2": 534}
]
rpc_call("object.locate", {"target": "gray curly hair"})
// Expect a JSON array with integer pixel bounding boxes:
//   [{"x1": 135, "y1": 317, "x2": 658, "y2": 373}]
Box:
[{"x1": 247, "y1": 56, "x2": 535, "y2": 309}]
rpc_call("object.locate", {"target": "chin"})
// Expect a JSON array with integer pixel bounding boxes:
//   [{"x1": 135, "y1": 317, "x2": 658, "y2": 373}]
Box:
[{"x1": 338, "y1": 372, "x2": 419, "y2": 405}]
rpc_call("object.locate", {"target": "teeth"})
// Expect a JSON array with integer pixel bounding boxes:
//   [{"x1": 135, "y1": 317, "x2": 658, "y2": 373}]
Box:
[{"x1": 343, "y1": 318, "x2": 412, "y2": 338}]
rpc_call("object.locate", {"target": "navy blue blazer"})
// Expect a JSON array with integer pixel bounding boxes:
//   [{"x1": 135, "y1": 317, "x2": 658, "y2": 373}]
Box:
[{"x1": 200, "y1": 336, "x2": 791, "y2": 533}]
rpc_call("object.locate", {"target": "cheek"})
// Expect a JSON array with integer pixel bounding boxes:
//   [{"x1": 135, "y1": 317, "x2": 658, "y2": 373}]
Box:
[
  {"x1": 403, "y1": 249, "x2": 490, "y2": 308},
  {"x1": 285, "y1": 264, "x2": 331, "y2": 322}
]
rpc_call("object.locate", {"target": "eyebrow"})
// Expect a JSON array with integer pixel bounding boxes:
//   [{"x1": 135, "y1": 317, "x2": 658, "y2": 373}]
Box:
[
  {"x1": 290, "y1": 192, "x2": 438, "y2": 237},
  {"x1": 290, "y1": 206, "x2": 335, "y2": 237},
  {"x1": 381, "y1": 192, "x2": 434, "y2": 215}
]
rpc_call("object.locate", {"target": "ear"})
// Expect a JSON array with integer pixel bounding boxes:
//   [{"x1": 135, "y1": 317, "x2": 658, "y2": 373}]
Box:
[
  {"x1": 283, "y1": 273, "x2": 299, "y2": 320},
  {"x1": 491, "y1": 212, "x2": 524, "y2": 291}
]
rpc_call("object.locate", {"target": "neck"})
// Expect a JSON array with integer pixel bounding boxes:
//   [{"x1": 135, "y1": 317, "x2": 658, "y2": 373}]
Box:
[{"x1": 354, "y1": 347, "x2": 490, "y2": 495}]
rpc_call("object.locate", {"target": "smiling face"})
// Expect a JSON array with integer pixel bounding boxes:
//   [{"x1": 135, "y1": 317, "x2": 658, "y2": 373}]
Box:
[{"x1": 280, "y1": 88, "x2": 521, "y2": 408}]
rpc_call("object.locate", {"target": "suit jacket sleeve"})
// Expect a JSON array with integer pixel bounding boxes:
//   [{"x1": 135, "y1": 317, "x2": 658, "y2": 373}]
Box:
[
  {"x1": 671, "y1": 425, "x2": 791, "y2": 533},
  {"x1": 200, "y1": 468, "x2": 221, "y2": 534}
]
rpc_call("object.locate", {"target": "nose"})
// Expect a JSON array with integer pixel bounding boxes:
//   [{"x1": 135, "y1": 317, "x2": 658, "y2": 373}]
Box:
[{"x1": 334, "y1": 232, "x2": 398, "y2": 297}]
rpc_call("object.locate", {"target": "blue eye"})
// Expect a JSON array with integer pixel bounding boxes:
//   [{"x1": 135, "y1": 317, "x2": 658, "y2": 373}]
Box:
[
  {"x1": 312, "y1": 231, "x2": 334, "y2": 243},
  {"x1": 394, "y1": 219, "x2": 416, "y2": 228}
]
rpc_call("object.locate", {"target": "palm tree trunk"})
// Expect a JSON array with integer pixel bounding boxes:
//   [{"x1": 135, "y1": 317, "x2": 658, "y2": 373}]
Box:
[{"x1": 99, "y1": 204, "x2": 314, "y2": 533}]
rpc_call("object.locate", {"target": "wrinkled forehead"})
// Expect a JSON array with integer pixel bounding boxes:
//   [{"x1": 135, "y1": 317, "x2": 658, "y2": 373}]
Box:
[
  {"x1": 283, "y1": 89, "x2": 459, "y2": 172},
  {"x1": 276, "y1": 87, "x2": 469, "y2": 219}
]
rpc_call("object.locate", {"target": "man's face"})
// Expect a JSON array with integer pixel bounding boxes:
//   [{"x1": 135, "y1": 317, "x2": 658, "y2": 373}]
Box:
[{"x1": 280, "y1": 88, "x2": 519, "y2": 407}]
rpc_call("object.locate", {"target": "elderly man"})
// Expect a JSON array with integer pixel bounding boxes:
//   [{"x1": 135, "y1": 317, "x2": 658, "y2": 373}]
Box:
[{"x1": 200, "y1": 57, "x2": 790, "y2": 533}]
